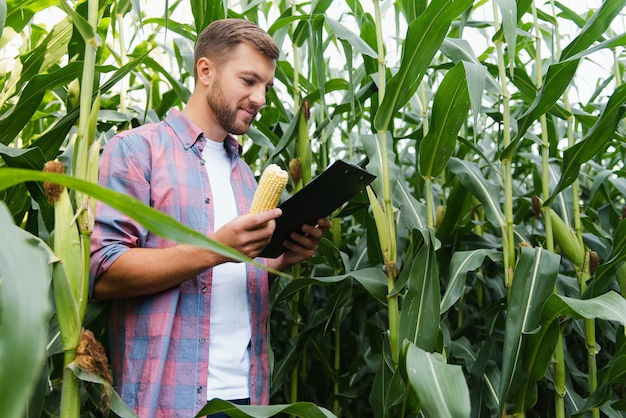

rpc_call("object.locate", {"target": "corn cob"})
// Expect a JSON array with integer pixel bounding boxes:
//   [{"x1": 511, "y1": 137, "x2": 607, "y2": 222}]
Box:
[
  {"x1": 548, "y1": 208, "x2": 584, "y2": 269},
  {"x1": 249, "y1": 164, "x2": 289, "y2": 214}
]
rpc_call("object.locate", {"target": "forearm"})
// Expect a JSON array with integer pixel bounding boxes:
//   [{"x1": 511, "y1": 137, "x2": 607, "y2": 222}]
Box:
[{"x1": 93, "y1": 244, "x2": 227, "y2": 300}]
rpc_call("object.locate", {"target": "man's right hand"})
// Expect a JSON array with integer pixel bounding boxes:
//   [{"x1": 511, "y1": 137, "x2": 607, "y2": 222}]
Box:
[{"x1": 211, "y1": 208, "x2": 282, "y2": 262}]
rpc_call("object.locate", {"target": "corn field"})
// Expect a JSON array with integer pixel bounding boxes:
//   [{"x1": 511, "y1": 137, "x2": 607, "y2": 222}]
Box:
[{"x1": 1, "y1": 0, "x2": 626, "y2": 417}]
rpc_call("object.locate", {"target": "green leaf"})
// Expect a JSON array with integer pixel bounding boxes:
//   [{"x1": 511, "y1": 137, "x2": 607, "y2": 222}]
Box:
[
  {"x1": 441, "y1": 249, "x2": 502, "y2": 313},
  {"x1": 546, "y1": 84, "x2": 626, "y2": 206},
  {"x1": 502, "y1": 0, "x2": 626, "y2": 157},
  {"x1": 498, "y1": 246, "x2": 560, "y2": 413},
  {"x1": 511, "y1": 320, "x2": 560, "y2": 412},
  {"x1": 370, "y1": 333, "x2": 403, "y2": 417},
  {"x1": 373, "y1": 0, "x2": 474, "y2": 132},
  {"x1": 67, "y1": 363, "x2": 139, "y2": 418},
  {"x1": 447, "y1": 157, "x2": 506, "y2": 229},
  {"x1": 195, "y1": 398, "x2": 336, "y2": 418},
  {"x1": 398, "y1": 228, "x2": 440, "y2": 352},
  {"x1": 0, "y1": 203, "x2": 52, "y2": 418},
  {"x1": 393, "y1": 179, "x2": 428, "y2": 233},
  {"x1": 405, "y1": 343, "x2": 471, "y2": 418},
  {"x1": 51, "y1": 261, "x2": 81, "y2": 350},
  {"x1": 59, "y1": 0, "x2": 99, "y2": 46},
  {"x1": 585, "y1": 218, "x2": 626, "y2": 298},
  {"x1": 0, "y1": 0, "x2": 6, "y2": 39},
  {"x1": 271, "y1": 267, "x2": 388, "y2": 307},
  {"x1": 5, "y1": 0, "x2": 58, "y2": 33},
  {"x1": 419, "y1": 62, "x2": 470, "y2": 179},
  {"x1": 0, "y1": 168, "x2": 282, "y2": 275},
  {"x1": 189, "y1": 0, "x2": 226, "y2": 36},
  {"x1": 542, "y1": 291, "x2": 626, "y2": 326},
  {"x1": 494, "y1": 0, "x2": 517, "y2": 75},
  {"x1": 0, "y1": 62, "x2": 83, "y2": 145},
  {"x1": 325, "y1": 17, "x2": 377, "y2": 59}
]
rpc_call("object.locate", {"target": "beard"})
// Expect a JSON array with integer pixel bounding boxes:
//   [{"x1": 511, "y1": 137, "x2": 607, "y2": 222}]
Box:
[{"x1": 206, "y1": 78, "x2": 256, "y2": 135}]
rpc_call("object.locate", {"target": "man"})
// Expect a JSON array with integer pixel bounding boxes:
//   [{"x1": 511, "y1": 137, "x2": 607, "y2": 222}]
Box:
[{"x1": 90, "y1": 18, "x2": 331, "y2": 418}]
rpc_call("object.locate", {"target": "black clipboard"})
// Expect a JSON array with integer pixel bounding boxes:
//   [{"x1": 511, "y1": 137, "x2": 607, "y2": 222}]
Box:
[{"x1": 260, "y1": 160, "x2": 376, "y2": 258}]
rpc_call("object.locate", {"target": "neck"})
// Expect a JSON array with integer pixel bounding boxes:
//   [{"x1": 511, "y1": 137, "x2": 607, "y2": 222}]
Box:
[{"x1": 182, "y1": 91, "x2": 227, "y2": 142}]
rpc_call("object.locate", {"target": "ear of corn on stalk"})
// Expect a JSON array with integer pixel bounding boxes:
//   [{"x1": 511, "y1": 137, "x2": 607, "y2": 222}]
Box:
[
  {"x1": 548, "y1": 208, "x2": 584, "y2": 269},
  {"x1": 249, "y1": 164, "x2": 289, "y2": 214}
]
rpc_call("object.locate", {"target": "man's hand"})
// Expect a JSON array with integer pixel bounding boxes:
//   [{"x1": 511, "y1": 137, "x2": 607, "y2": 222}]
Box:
[
  {"x1": 212, "y1": 208, "x2": 282, "y2": 262},
  {"x1": 268, "y1": 217, "x2": 332, "y2": 271}
]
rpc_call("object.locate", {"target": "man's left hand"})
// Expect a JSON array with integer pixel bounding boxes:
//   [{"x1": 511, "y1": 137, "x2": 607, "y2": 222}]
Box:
[{"x1": 268, "y1": 217, "x2": 332, "y2": 271}]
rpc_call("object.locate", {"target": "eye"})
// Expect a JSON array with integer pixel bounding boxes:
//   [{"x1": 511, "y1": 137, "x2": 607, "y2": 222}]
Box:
[{"x1": 242, "y1": 78, "x2": 253, "y2": 85}]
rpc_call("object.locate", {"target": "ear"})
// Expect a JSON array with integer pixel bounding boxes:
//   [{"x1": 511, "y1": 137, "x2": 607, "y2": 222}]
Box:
[{"x1": 196, "y1": 57, "x2": 214, "y2": 86}]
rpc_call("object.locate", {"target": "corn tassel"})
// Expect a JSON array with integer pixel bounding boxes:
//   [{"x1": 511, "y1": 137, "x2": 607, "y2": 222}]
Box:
[{"x1": 249, "y1": 164, "x2": 289, "y2": 214}]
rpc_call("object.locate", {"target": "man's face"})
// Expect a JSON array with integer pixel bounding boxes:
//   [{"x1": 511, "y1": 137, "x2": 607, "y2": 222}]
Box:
[{"x1": 206, "y1": 43, "x2": 276, "y2": 135}]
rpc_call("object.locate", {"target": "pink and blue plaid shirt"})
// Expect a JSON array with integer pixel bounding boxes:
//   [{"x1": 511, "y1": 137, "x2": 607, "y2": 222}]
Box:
[{"x1": 90, "y1": 109, "x2": 271, "y2": 417}]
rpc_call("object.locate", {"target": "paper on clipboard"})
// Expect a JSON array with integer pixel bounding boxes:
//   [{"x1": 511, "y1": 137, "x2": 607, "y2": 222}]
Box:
[{"x1": 259, "y1": 160, "x2": 376, "y2": 258}]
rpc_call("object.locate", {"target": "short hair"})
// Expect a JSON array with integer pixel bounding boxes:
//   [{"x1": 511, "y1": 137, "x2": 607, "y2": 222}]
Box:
[{"x1": 193, "y1": 18, "x2": 279, "y2": 79}]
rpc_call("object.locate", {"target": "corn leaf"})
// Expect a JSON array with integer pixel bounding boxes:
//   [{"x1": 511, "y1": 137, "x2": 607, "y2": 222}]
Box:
[
  {"x1": 362, "y1": 133, "x2": 401, "y2": 200},
  {"x1": 404, "y1": 343, "x2": 471, "y2": 418},
  {"x1": 195, "y1": 399, "x2": 336, "y2": 418},
  {"x1": 585, "y1": 218, "x2": 626, "y2": 298},
  {"x1": 51, "y1": 189, "x2": 83, "y2": 349},
  {"x1": 510, "y1": 319, "x2": 560, "y2": 412},
  {"x1": 0, "y1": 169, "x2": 286, "y2": 277},
  {"x1": 25, "y1": 53, "x2": 150, "y2": 161},
  {"x1": 546, "y1": 84, "x2": 626, "y2": 206},
  {"x1": 419, "y1": 62, "x2": 471, "y2": 179},
  {"x1": 0, "y1": 17, "x2": 71, "y2": 108},
  {"x1": 59, "y1": 0, "x2": 99, "y2": 46},
  {"x1": 67, "y1": 363, "x2": 139, "y2": 418},
  {"x1": 447, "y1": 157, "x2": 506, "y2": 229},
  {"x1": 0, "y1": 0, "x2": 5, "y2": 39},
  {"x1": 441, "y1": 249, "x2": 502, "y2": 313},
  {"x1": 5, "y1": 0, "x2": 57, "y2": 33},
  {"x1": 494, "y1": 0, "x2": 517, "y2": 75},
  {"x1": 542, "y1": 291, "x2": 626, "y2": 327},
  {"x1": 0, "y1": 62, "x2": 83, "y2": 146},
  {"x1": 398, "y1": 228, "x2": 440, "y2": 352},
  {"x1": 0, "y1": 144, "x2": 55, "y2": 230},
  {"x1": 0, "y1": 203, "x2": 52, "y2": 418},
  {"x1": 373, "y1": 0, "x2": 474, "y2": 132},
  {"x1": 370, "y1": 335, "x2": 403, "y2": 417},
  {"x1": 393, "y1": 180, "x2": 428, "y2": 233},
  {"x1": 189, "y1": 0, "x2": 226, "y2": 36},
  {"x1": 498, "y1": 246, "x2": 560, "y2": 413},
  {"x1": 503, "y1": 0, "x2": 626, "y2": 157},
  {"x1": 272, "y1": 267, "x2": 387, "y2": 308},
  {"x1": 449, "y1": 338, "x2": 501, "y2": 416},
  {"x1": 325, "y1": 17, "x2": 378, "y2": 59}
]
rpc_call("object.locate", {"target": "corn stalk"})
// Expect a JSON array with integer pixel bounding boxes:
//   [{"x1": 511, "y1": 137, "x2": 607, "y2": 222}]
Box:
[{"x1": 55, "y1": 0, "x2": 101, "y2": 416}]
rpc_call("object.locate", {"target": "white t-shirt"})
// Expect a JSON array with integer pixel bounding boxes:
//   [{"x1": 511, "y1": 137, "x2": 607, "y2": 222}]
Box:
[{"x1": 202, "y1": 138, "x2": 251, "y2": 401}]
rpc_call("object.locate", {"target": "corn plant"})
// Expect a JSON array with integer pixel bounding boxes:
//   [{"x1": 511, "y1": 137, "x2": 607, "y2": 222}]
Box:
[{"x1": 2, "y1": 0, "x2": 626, "y2": 417}]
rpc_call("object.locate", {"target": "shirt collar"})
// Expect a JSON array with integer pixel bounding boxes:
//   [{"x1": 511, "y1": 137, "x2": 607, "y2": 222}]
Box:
[{"x1": 164, "y1": 109, "x2": 243, "y2": 157}]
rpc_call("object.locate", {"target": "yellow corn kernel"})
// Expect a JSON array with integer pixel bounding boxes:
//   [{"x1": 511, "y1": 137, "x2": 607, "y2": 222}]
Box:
[{"x1": 249, "y1": 164, "x2": 289, "y2": 214}]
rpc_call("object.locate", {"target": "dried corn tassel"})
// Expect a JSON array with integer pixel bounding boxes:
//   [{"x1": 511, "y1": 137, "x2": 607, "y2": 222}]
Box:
[{"x1": 250, "y1": 164, "x2": 288, "y2": 214}]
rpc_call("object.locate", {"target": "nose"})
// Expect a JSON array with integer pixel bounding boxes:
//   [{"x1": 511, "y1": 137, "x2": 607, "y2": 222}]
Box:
[{"x1": 250, "y1": 85, "x2": 266, "y2": 108}]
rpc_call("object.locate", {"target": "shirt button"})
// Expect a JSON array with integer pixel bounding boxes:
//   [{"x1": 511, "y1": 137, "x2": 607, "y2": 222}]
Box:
[
  {"x1": 199, "y1": 337, "x2": 205, "y2": 344},
  {"x1": 201, "y1": 286, "x2": 208, "y2": 293},
  {"x1": 205, "y1": 197, "x2": 210, "y2": 204},
  {"x1": 197, "y1": 386, "x2": 203, "y2": 393},
  {"x1": 200, "y1": 159, "x2": 206, "y2": 165}
]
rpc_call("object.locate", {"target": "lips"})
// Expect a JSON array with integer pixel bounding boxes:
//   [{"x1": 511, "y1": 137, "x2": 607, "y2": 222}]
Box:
[{"x1": 240, "y1": 107, "x2": 257, "y2": 120}]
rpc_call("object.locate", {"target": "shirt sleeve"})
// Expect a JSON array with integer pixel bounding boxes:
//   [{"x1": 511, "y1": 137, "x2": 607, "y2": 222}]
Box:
[{"x1": 89, "y1": 134, "x2": 152, "y2": 296}]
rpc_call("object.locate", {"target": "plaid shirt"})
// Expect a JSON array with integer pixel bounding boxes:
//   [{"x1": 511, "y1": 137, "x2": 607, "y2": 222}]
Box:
[{"x1": 90, "y1": 109, "x2": 270, "y2": 417}]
